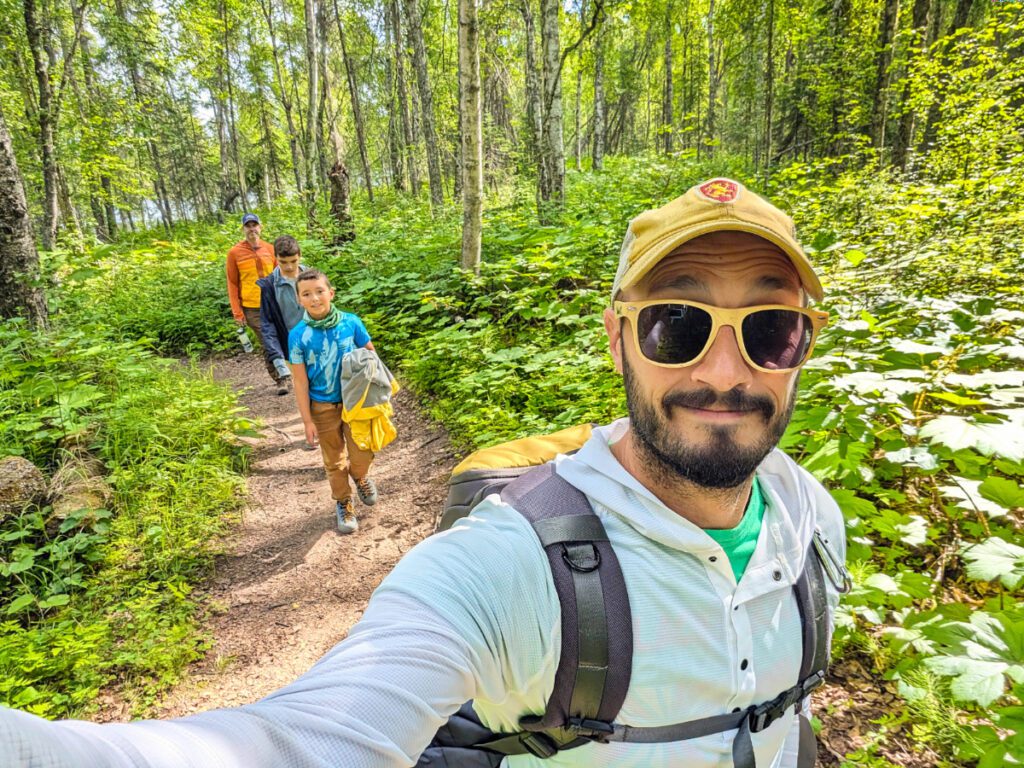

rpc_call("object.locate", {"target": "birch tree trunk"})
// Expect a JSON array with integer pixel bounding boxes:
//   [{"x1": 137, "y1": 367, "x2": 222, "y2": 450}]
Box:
[
  {"x1": 703, "y1": 0, "x2": 717, "y2": 157},
  {"x1": 459, "y1": 0, "x2": 482, "y2": 273},
  {"x1": 304, "y1": 0, "x2": 321, "y2": 227},
  {"x1": 221, "y1": 0, "x2": 249, "y2": 208},
  {"x1": 389, "y1": 0, "x2": 419, "y2": 195},
  {"x1": 113, "y1": 0, "x2": 174, "y2": 230},
  {"x1": 521, "y1": 0, "x2": 544, "y2": 174},
  {"x1": 592, "y1": 18, "x2": 605, "y2": 170},
  {"x1": 662, "y1": 1, "x2": 674, "y2": 154},
  {"x1": 404, "y1": 0, "x2": 445, "y2": 208},
  {"x1": 260, "y1": 0, "x2": 305, "y2": 193},
  {"x1": 538, "y1": 0, "x2": 565, "y2": 215},
  {"x1": 0, "y1": 103, "x2": 47, "y2": 327},
  {"x1": 22, "y1": 0, "x2": 59, "y2": 249},
  {"x1": 384, "y1": 0, "x2": 405, "y2": 191},
  {"x1": 333, "y1": 0, "x2": 375, "y2": 202},
  {"x1": 763, "y1": 0, "x2": 775, "y2": 166}
]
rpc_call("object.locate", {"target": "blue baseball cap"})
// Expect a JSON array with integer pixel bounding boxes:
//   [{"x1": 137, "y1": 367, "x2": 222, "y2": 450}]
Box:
[{"x1": 241, "y1": 213, "x2": 261, "y2": 226}]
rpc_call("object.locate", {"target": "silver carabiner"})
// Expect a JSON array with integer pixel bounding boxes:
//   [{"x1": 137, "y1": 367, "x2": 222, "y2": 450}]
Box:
[{"x1": 813, "y1": 527, "x2": 852, "y2": 594}]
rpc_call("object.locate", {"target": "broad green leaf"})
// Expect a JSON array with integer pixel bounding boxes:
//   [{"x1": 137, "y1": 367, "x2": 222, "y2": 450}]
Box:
[
  {"x1": 980, "y1": 477, "x2": 1024, "y2": 510},
  {"x1": 941, "y1": 478, "x2": 1009, "y2": 517},
  {"x1": 962, "y1": 538, "x2": 1024, "y2": 588},
  {"x1": 921, "y1": 415, "x2": 1024, "y2": 461},
  {"x1": 5, "y1": 594, "x2": 35, "y2": 615},
  {"x1": 924, "y1": 656, "x2": 1007, "y2": 707}
]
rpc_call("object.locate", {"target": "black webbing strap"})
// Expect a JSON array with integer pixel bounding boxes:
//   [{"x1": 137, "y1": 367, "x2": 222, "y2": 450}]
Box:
[
  {"x1": 475, "y1": 533, "x2": 833, "y2": 767},
  {"x1": 500, "y1": 464, "x2": 633, "y2": 737}
]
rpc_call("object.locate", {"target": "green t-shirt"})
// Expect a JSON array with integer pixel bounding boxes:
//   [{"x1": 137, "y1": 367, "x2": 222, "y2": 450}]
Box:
[{"x1": 704, "y1": 479, "x2": 765, "y2": 582}]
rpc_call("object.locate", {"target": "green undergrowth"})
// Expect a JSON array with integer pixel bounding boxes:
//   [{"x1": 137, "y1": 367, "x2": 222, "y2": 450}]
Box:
[
  {"x1": 6, "y1": 15, "x2": 1023, "y2": 759},
  {"x1": 0, "y1": 323, "x2": 252, "y2": 717}
]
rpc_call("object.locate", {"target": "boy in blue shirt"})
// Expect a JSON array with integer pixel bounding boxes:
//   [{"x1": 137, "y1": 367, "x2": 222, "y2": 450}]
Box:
[{"x1": 288, "y1": 269, "x2": 378, "y2": 533}]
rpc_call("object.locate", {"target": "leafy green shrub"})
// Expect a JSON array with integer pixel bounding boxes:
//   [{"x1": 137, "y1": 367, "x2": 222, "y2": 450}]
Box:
[{"x1": 0, "y1": 323, "x2": 250, "y2": 716}]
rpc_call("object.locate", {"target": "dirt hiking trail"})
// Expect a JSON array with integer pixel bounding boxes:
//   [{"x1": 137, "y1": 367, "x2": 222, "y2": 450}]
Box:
[
  {"x1": 103, "y1": 352, "x2": 454, "y2": 718},
  {"x1": 91, "y1": 354, "x2": 915, "y2": 766}
]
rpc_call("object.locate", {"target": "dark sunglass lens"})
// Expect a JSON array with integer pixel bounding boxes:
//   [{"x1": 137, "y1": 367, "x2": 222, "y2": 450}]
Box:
[
  {"x1": 636, "y1": 304, "x2": 713, "y2": 364},
  {"x1": 743, "y1": 310, "x2": 812, "y2": 369}
]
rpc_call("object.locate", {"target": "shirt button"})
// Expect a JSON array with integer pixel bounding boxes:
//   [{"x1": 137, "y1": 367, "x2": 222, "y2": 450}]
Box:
[
  {"x1": 773, "y1": 570, "x2": 783, "y2": 581},
  {"x1": 709, "y1": 556, "x2": 717, "y2": 562},
  {"x1": 740, "y1": 659, "x2": 749, "y2": 670}
]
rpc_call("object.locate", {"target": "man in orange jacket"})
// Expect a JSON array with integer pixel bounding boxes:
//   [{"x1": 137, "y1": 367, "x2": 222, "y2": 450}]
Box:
[{"x1": 227, "y1": 213, "x2": 280, "y2": 387}]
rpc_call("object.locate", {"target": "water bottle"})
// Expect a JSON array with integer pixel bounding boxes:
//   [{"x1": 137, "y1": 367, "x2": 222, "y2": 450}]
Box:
[{"x1": 236, "y1": 325, "x2": 254, "y2": 353}]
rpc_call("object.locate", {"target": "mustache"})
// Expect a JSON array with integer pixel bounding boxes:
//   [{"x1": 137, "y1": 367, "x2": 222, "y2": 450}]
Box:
[{"x1": 662, "y1": 387, "x2": 776, "y2": 421}]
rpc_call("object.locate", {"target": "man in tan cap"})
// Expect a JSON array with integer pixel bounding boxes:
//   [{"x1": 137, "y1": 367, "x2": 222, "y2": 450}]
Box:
[{"x1": 1, "y1": 179, "x2": 847, "y2": 768}]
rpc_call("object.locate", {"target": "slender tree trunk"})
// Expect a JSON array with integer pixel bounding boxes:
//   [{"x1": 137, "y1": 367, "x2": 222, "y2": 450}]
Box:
[
  {"x1": 920, "y1": 0, "x2": 974, "y2": 151},
  {"x1": 574, "y1": 0, "x2": 587, "y2": 170},
  {"x1": 764, "y1": 0, "x2": 775, "y2": 167},
  {"x1": 404, "y1": 0, "x2": 445, "y2": 207},
  {"x1": 23, "y1": 0, "x2": 59, "y2": 249},
  {"x1": 384, "y1": 0, "x2": 405, "y2": 191},
  {"x1": 538, "y1": 0, "x2": 565, "y2": 215},
  {"x1": 0, "y1": 104, "x2": 47, "y2": 327},
  {"x1": 260, "y1": 0, "x2": 305, "y2": 193},
  {"x1": 390, "y1": 0, "x2": 419, "y2": 195},
  {"x1": 332, "y1": 0, "x2": 375, "y2": 202},
  {"x1": 221, "y1": 0, "x2": 249, "y2": 208},
  {"x1": 317, "y1": 0, "x2": 332, "y2": 191},
  {"x1": 662, "y1": 0, "x2": 674, "y2": 154},
  {"x1": 704, "y1": 0, "x2": 717, "y2": 156},
  {"x1": 893, "y1": 0, "x2": 932, "y2": 169},
  {"x1": 113, "y1": 0, "x2": 173, "y2": 230},
  {"x1": 592, "y1": 18, "x2": 605, "y2": 170},
  {"x1": 78, "y1": 32, "x2": 114, "y2": 240},
  {"x1": 459, "y1": 0, "x2": 482, "y2": 272},
  {"x1": 869, "y1": 0, "x2": 900, "y2": 150},
  {"x1": 328, "y1": 148, "x2": 354, "y2": 243},
  {"x1": 304, "y1": 0, "x2": 321, "y2": 228},
  {"x1": 521, "y1": 0, "x2": 544, "y2": 177}
]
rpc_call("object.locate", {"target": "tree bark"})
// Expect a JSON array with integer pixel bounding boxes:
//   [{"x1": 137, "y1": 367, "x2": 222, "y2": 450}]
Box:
[
  {"x1": 459, "y1": 0, "x2": 482, "y2": 272},
  {"x1": 221, "y1": 0, "x2": 249, "y2": 209},
  {"x1": 22, "y1": 0, "x2": 59, "y2": 249},
  {"x1": 521, "y1": 0, "x2": 544, "y2": 175},
  {"x1": 869, "y1": 0, "x2": 900, "y2": 149},
  {"x1": 592, "y1": 17, "x2": 605, "y2": 170},
  {"x1": 703, "y1": 0, "x2": 717, "y2": 156},
  {"x1": 404, "y1": 0, "x2": 445, "y2": 208},
  {"x1": 763, "y1": 0, "x2": 775, "y2": 167},
  {"x1": 0, "y1": 103, "x2": 47, "y2": 327},
  {"x1": 260, "y1": 0, "x2": 305, "y2": 193},
  {"x1": 920, "y1": 0, "x2": 974, "y2": 151},
  {"x1": 390, "y1": 0, "x2": 419, "y2": 195},
  {"x1": 332, "y1": 0, "x2": 375, "y2": 202},
  {"x1": 304, "y1": 0, "x2": 321, "y2": 228},
  {"x1": 892, "y1": 0, "x2": 931, "y2": 168},
  {"x1": 384, "y1": 0, "x2": 405, "y2": 191},
  {"x1": 328, "y1": 156, "x2": 355, "y2": 243},
  {"x1": 538, "y1": 0, "x2": 565, "y2": 214},
  {"x1": 112, "y1": 0, "x2": 173, "y2": 230},
  {"x1": 662, "y1": 0, "x2": 674, "y2": 154}
]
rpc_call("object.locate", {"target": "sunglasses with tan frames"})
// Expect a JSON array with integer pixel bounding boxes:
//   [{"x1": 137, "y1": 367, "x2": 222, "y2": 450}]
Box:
[{"x1": 613, "y1": 300, "x2": 829, "y2": 373}]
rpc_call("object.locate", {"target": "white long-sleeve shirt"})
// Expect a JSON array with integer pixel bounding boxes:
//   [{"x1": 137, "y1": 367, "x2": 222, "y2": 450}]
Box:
[{"x1": 1, "y1": 419, "x2": 846, "y2": 767}]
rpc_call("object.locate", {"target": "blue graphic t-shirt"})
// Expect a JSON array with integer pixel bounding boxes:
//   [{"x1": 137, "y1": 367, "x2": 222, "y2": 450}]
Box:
[{"x1": 288, "y1": 311, "x2": 371, "y2": 403}]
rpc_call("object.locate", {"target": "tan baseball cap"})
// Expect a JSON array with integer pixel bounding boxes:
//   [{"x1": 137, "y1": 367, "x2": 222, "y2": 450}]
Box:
[{"x1": 611, "y1": 177, "x2": 823, "y2": 302}]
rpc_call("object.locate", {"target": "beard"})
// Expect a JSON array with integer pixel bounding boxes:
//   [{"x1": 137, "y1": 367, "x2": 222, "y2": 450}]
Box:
[{"x1": 622, "y1": 353, "x2": 798, "y2": 489}]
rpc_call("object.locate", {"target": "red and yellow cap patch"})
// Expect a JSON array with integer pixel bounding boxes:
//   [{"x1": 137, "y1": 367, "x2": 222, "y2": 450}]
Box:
[{"x1": 697, "y1": 178, "x2": 740, "y2": 203}]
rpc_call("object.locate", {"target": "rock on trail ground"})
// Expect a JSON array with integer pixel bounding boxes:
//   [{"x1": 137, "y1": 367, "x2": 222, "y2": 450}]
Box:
[{"x1": 100, "y1": 352, "x2": 454, "y2": 719}]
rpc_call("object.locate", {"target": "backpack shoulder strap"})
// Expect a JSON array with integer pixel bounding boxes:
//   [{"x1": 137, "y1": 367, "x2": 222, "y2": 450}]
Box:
[{"x1": 500, "y1": 463, "x2": 633, "y2": 738}]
